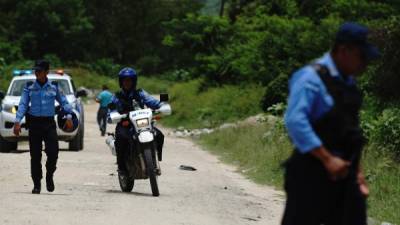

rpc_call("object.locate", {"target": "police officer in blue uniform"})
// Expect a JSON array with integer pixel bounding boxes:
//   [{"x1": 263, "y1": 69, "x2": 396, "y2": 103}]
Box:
[
  {"x1": 14, "y1": 60, "x2": 74, "y2": 194},
  {"x1": 109, "y1": 67, "x2": 164, "y2": 178},
  {"x1": 282, "y1": 23, "x2": 380, "y2": 225}
]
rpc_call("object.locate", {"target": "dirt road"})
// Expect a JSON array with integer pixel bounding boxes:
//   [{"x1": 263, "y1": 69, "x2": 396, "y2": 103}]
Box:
[{"x1": 0, "y1": 103, "x2": 284, "y2": 225}]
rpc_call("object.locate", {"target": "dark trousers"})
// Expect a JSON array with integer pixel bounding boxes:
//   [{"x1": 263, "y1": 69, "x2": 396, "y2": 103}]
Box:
[
  {"x1": 28, "y1": 116, "x2": 59, "y2": 181},
  {"x1": 115, "y1": 125, "x2": 130, "y2": 171},
  {"x1": 115, "y1": 124, "x2": 164, "y2": 172},
  {"x1": 97, "y1": 107, "x2": 108, "y2": 133},
  {"x1": 282, "y1": 153, "x2": 367, "y2": 225}
]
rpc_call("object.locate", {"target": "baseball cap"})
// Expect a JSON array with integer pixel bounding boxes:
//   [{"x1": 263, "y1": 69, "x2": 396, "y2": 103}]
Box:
[
  {"x1": 33, "y1": 59, "x2": 50, "y2": 71},
  {"x1": 335, "y1": 22, "x2": 381, "y2": 61}
]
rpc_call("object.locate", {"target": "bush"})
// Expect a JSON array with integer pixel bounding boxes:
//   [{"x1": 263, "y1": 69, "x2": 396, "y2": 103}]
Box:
[
  {"x1": 367, "y1": 107, "x2": 400, "y2": 158},
  {"x1": 0, "y1": 60, "x2": 33, "y2": 92},
  {"x1": 162, "y1": 14, "x2": 233, "y2": 82},
  {"x1": 44, "y1": 54, "x2": 62, "y2": 68},
  {"x1": 161, "y1": 69, "x2": 192, "y2": 82},
  {"x1": 161, "y1": 8, "x2": 340, "y2": 88},
  {"x1": 136, "y1": 56, "x2": 161, "y2": 75},
  {"x1": 88, "y1": 58, "x2": 120, "y2": 77},
  {"x1": 260, "y1": 73, "x2": 288, "y2": 111},
  {"x1": 0, "y1": 40, "x2": 22, "y2": 63},
  {"x1": 138, "y1": 76, "x2": 172, "y2": 94},
  {"x1": 368, "y1": 17, "x2": 400, "y2": 102},
  {"x1": 68, "y1": 67, "x2": 119, "y2": 91}
]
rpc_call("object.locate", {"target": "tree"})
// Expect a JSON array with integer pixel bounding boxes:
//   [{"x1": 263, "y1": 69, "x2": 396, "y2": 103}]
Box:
[
  {"x1": 84, "y1": 0, "x2": 202, "y2": 65},
  {"x1": 14, "y1": 0, "x2": 93, "y2": 61}
]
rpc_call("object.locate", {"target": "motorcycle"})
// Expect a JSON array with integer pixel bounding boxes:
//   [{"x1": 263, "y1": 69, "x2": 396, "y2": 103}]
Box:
[{"x1": 106, "y1": 94, "x2": 171, "y2": 196}]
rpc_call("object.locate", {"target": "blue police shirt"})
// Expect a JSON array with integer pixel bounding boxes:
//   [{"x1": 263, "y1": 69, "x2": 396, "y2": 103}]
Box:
[
  {"x1": 15, "y1": 79, "x2": 73, "y2": 123},
  {"x1": 284, "y1": 52, "x2": 356, "y2": 154},
  {"x1": 110, "y1": 89, "x2": 162, "y2": 113},
  {"x1": 96, "y1": 90, "x2": 113, "y2": 108}
]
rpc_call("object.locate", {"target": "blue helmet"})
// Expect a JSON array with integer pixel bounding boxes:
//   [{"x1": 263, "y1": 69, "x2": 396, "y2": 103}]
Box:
[{"x1": 118, "y1": 67, "x2": 137, "y2": 89}]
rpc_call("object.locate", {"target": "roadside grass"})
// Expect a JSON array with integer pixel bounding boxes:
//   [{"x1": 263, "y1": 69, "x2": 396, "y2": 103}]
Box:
[
  {"x1": 70, "y1": 68, "x2": 171, "y2": 94},
  {"x1": 198, "y1": 120, "x2": 291, "y2": 187},
  {"x1": 69, "y1": 67, "x2": 119, "y2": 92},
  {"x1": 363, "y1": 145, "x2": 400, "y2": 224},
  {"x1": 162, "y1": 79, "x2": 265, "y2": 129},
  {"x1": 139, "y1": 76, "x2": 172, "y2": 94},
  {"x1": 198, "y1": 120, "x2": 400, "y2": 224}
]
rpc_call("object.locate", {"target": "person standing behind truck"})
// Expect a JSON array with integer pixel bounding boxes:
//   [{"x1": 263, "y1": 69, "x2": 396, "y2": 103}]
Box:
[{"x1": 96, "y1": 85, "x2": 113, "y2": 136}]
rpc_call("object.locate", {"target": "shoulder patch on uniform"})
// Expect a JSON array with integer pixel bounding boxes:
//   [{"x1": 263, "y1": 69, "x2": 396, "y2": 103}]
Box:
[{"x1": 311, "y1": 64, "x2": 330, "y2": 77}]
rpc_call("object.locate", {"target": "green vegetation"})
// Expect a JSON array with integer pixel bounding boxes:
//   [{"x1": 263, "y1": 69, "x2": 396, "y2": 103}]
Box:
[
  {"x1": 0, "y1": 0, "x2": 399, "y2": 223},
  {"x1": 0, "y1": 61, "x2": 170, "y2": 95},
  {"x1": 162, "y1": 79, "x2": 264, "y2": 128},
  {"x1": 0, "y1": 0, "x2": 202, "y2": 65},
  {"x1": 0, "y1": 61, "x2": 33, "y2": 91}
]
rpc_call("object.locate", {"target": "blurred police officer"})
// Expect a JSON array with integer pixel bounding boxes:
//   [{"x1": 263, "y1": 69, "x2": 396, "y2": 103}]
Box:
[
  {"x1": 14, "y1": 60, "x2": 74, "y2": 194},
  {"x1": 282, "y1": 22, "x2": 380, "y2": 225},
  {"x1": 96, "y1": 84, "x2": 112, "y2": 136}
]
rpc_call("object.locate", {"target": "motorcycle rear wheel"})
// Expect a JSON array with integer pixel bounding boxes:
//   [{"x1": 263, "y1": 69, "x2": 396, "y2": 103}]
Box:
[
  {"x1": 144, "y1": 148, "x2": 159, "y2": 197},
  {"x1": 118, "y1": 172, "x2": 134, "y2": 192}
]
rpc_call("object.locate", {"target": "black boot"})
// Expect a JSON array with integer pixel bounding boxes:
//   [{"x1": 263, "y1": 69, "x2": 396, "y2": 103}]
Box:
[
  {"x1": 32, "y1": 180, "x2": 41, "y2": 194},
  {"x1": 46, "y1": 174, "x2": 55, "y2": 192}
]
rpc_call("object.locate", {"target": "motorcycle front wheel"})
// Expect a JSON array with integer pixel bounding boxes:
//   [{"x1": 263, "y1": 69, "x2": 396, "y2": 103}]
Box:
[
  {"x1": 144, "y1": 148, "x2": 160, "y2": 197},
  {"x1": 118, "y1": 171, "x2": 134, "y2": 192}
]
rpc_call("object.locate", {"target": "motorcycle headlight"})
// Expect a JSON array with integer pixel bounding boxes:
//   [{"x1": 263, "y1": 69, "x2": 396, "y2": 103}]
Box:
[
  {"x1": 2, "y1": 104, "x2": 17, "y2": 114},
  {"x1": 136, "y1": 118, "x2": 149, "y2": 128}
]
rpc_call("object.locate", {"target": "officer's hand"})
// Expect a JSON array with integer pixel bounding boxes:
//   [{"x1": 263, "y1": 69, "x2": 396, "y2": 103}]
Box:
[
  {"x1": 312, "y1": 146, "x2": 350, "y2": 181},
  {"x1": 358, "y1": 170, "x2": 369, "y2": 197},
  {"x1": 64, "y1": 119, "x2": 73, "y2": 131},
  {"x1": 122, "y1": 120, "x2": 130, "y2": 127},
  {"x1": 13, "y1": 123, "x2": 21, "y2": 136},
  {"x1": 324, "y1": 156, "x2": 351, "y2": 180}
]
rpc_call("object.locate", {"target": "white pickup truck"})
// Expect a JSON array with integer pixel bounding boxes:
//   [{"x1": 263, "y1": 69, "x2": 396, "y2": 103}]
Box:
[{"x1": 0, "y1": 70, "x2": 86, "y2": 152}]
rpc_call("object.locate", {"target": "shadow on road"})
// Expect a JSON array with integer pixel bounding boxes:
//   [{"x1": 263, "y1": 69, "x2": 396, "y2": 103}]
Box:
[
  {"x1": 0, "y1": 148, "x2": 74, "y2": 154},
  {"x1": 0, "y1": 150, "x2": 30, "y2": 154},
  {"x1": 105, "y1": 189, "x2": 154, "y2": 197},
  {"x1": 12, "y1": 191, "x2": 72, "y2": 196}
]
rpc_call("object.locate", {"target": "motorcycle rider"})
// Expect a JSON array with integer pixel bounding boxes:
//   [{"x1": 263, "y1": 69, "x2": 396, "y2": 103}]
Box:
[{"x1": 108, "y1": 67, "x2": 165, "y2": 177}]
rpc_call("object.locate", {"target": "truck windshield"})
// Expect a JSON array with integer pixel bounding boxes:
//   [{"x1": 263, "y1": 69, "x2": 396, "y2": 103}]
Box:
[{"x1": 8, "y1": 79, "x2": 72, "y2": 96}]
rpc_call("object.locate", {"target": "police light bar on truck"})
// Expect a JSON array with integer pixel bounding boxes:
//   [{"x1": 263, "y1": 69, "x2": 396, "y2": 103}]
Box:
[
  {"x1": 50, "y1": 70, "x2": 64, "y2": 75},
  {"x1": 12, "y1": 69, "x2": 66, "y2": 76},
  {"x1": 13, "y1": 69, "x2": 33, "y2": 76}
]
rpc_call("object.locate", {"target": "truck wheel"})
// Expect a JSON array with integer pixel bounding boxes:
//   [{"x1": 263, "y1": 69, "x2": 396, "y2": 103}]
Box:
[
  {"x1": 78, "y1": 125, "x2": 84, "y2": 150},
  {"x1": 68, "y1": 129, "x2": 81, "y2": 151},
  {"x1": 0, "y1": 136, "x2": 17, "y2": 152}
]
